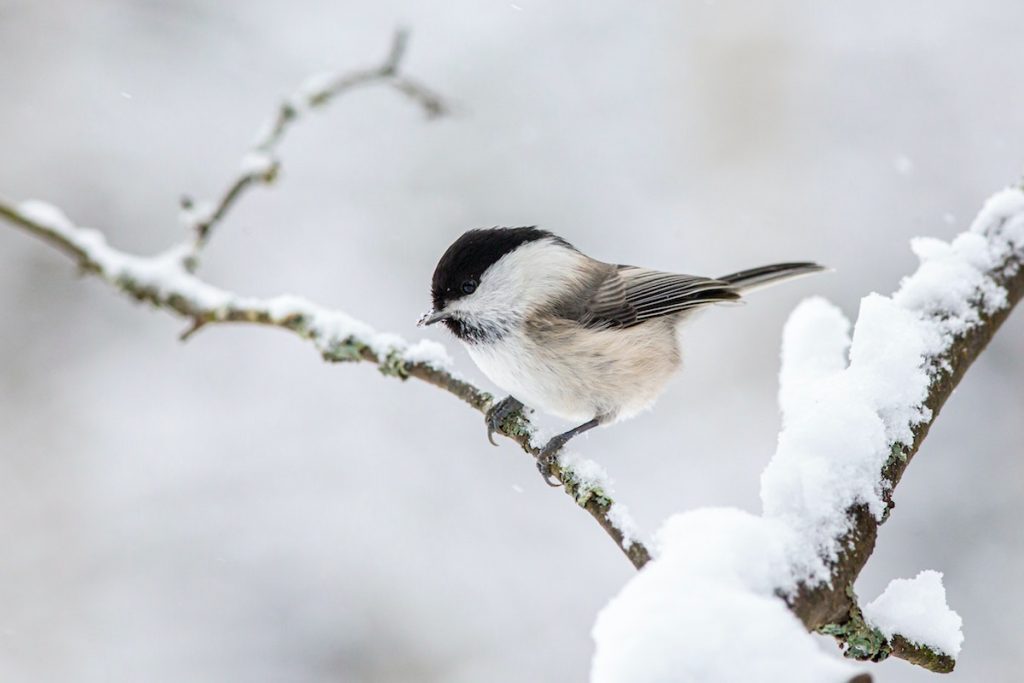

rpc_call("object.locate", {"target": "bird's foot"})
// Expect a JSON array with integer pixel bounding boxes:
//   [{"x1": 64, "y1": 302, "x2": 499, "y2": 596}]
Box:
[
  {"x1": 485, "y1": 396, "x2": 524, "y2": 446},
  {"x1": 533, "y1": 418, "x2": 601, "y2": 487},
  {"x1": 535, "y1": 435, "x2": 571, "y2": 487}
]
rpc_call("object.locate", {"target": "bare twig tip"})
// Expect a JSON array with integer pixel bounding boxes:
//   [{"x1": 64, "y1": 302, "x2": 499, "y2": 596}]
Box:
[
  {"x1": 179, "y1": 318, "x2": 207, "y2": 342},
  {"x1": 384, "y1": 27, "x2": 411, "y2": 75}
]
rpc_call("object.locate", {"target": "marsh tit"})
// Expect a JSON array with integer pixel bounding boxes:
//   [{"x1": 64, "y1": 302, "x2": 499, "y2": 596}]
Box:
[{"x1": 420, "y1": 227, "x2": 823, "y2": 485}]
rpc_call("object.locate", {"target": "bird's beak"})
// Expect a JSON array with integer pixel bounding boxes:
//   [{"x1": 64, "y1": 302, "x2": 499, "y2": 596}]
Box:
[{"x1": 418, "y1": 308, "x2": 450, "y2": 327}]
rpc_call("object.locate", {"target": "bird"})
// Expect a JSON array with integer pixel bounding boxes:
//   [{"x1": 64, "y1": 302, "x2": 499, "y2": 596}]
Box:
[{"x1": 419, "y1": 227, "x2": 823, "y2": 485}]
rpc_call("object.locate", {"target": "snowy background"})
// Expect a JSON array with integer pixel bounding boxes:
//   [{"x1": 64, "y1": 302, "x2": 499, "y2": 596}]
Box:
[{"x1": 1, "y1": 1, "x2": 1022, "y2": 681}]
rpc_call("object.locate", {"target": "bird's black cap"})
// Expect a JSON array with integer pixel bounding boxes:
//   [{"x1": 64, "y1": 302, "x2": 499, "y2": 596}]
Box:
[{"x1": 430, "y1": 227, "x2": 568, "y2": 310}]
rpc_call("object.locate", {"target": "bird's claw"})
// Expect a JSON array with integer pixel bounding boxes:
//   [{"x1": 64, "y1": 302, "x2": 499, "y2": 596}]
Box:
[
  {"x1": 484, "y1": 396, "x2": 524, "y2": 447},
  {"x1": 536, "y1": 455, "x2": 561, "y2": 487},
  {"x1": 535, "y1": 438, "x2": 567, "y2": 487}
]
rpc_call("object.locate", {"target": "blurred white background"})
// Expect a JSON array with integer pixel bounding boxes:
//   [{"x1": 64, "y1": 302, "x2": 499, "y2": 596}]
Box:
[{"x1": 1, "y1": 1, "x2": 1021, "y2": 681}]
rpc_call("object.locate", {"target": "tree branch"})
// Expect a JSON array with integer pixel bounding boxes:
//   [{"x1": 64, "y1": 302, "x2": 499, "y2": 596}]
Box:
[
  {"x1": 589, "y1": 189, "x2": 1021, "y2": 681},
  {"x1": 0, "y1": 31, "x2": 648, "y2": 569},
  {"x1": 4, "y1": 29, "x2": 1021, "y2": 677},
  {"x1": 787, "y1": 188, "x2": 1024, "y2": 672},
  {"x1": 181, "y1": 28, "x2": 447, "y2": 254},
  {"x1": 0, "y1": 199, "x2": 649, "y2": 572},
  {"x1": 817, "y1": 585, "x2": 956, "y2": 673},
  {"x1": 15, "y1": 185, "x2": 1016, "y2": 674}
]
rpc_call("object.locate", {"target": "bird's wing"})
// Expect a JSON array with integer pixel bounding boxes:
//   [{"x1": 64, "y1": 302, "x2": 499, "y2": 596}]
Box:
[{"x1": 577, "y1": 266, "x2": 740, "y2": 329}]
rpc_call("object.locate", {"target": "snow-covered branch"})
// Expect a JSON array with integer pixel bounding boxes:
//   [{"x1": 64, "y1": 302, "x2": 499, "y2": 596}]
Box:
[
  {"x1": 0, "y1": 196, "x2": 650, "y2": 568},
  {"x1": 3, "y1": 27, "x2": 1022, "y2": 682},
  {"x1": 0, "y1": 32, "x2": 650, "y2": 571},
  {"x1": 783, "y1": 188, "x2": 1024, "y2": 665},
  {"x1": 592, "y1": 186, "x2": 1024, "y2": 681},
  {"x1": 10, "y1": 186, "x2": 1018, "y2": 681}
]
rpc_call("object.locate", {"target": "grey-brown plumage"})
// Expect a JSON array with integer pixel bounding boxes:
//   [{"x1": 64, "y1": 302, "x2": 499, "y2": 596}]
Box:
[
  {"x1": 575, "y1": 262, "x2": 823, "y2": 329},
  {"x1": 421, "y1": 227, "x2": 824, "y2": 484}
]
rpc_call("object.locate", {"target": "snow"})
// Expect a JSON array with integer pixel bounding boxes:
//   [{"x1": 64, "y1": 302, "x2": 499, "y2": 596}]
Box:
[
  {"x1": 776, "y1": 295, "x2": 850, "y2": 400},
  {"x1": 239, "y1": 151, "x2": 276, "y2": 177},
  {"x1": 970, "y1": 187, "x2": 1024, "y2": 248},
  {"x1": 591, "y1": 186, "x2": 1024, "y2": 681},
  {"x1": 11, "y1": 199, "x2": 453, "y2": 373},
  {"x1": 558, "y1": 451, "x2": 613, "y2": 494},
  {"x1": 306, "y1": 307, "x2": 376, "y2": 345},
  {"x1": 263, "y1": 294, "x2": 317, "y2": 321},
  {"x1": 401, "y1": 339, "x2": 453, "y2": 370},
  {"x1": 606, "y1": 503, "x2": 640, "y2": 550},
  {"x1": 591, "y1": 509, "x2": 862, "y2": 683},
  {"x1": 19, "y1": 199, "x2": 76, "y2": 232},
  {"x1": 863, "y1": 570, "x2": 963, "y2": 657},
  {"x1": 556, "y1": 451, "x2": 641, "y2": 547},
  {"x1": 762, "y1": 185, "x2": 1024, "y2": 583},
  {"x1": 897, "y1": 232, "x2": 1008, "y2": 331},
  {"x1": 760, "y1": 293, "x2": 941, "y2": 580},
  {"x1": 297, "y1": 72, "x2": 338, "y2": 107},
  {"x1": 15, "y1": 182, "x2": 1024, "y2": 682},
  {"x1": 178, "y1": 200, "x2": 215, "y2": 231},
  {"x1": 124, "y1": 245, "x2": 236, "y2": 310}
]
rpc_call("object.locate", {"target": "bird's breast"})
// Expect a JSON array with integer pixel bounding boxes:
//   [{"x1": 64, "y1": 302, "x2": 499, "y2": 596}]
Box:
[
  {"x1": 466, "y1": 335, "x2": 583, "y2": 419},
  {"x1": 465, "y1": 320, "x2": 682, "y2": 424}
]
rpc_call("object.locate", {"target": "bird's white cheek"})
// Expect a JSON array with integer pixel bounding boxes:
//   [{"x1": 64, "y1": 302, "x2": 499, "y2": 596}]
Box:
[{"x1": 449, "y1": 289, "x2": 520, "y2": 328}]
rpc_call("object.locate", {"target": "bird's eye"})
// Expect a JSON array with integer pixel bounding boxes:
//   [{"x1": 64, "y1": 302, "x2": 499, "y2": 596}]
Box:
[{"x1": 461, "y1": 279, "x2": 478, "y2": 295}]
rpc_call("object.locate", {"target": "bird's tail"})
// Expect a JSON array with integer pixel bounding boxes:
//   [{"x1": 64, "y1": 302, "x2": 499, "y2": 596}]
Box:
[{"x1": 717, "y1": 262, "x2": 826, "y2": 294}]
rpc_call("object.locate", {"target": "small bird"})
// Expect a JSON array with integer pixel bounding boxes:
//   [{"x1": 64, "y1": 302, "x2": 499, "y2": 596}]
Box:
[{"x1": 420, "y1": 227, "x2": 823, "y2": 485}]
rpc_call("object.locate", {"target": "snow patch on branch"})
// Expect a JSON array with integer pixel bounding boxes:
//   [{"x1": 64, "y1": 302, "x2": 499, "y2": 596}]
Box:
[
  {"x1": 21, "y1": 199, "x2": 231, "y2": 308},
  {"x1": 591, "y1": 187, "x2": 1024, "y2": 679},
  {"x1": 970, "y1": 187, "x2": 1024, "y2": 252},
  {"x1": 762, "y1": 185, "x2": 1024, "y2": 585},
  {"x1": 297, "y1": 72, "x2": 339, "y2": 107},
  {"x1": 557, "y1": 450, "x2": 616, "y2": 506},
  {"x1": 401, "y1": 339, "x2": 454, "y2": 368},
  {"x1": 760, "y1": 294, "x2": 941, "y2": 580},
  {"x1": 12, "y1": 200, "x2": 453, "y2": 373},
  {"x1": 863, "y1": 570, "x2": 963, "y2": 658},
  {"x1": 591, "y1": 509, "x2": 862, "y2": 683},
  {"x1": 239, "y1": 151, "x2": 277, "y2": 177},
  {"x1": 19, "y1": 199, "x2": 76, "y2": 233},
  {"x1": 606, "y1": 503, "x2": 640, "y2": 551},
  {"x1": 555, "y1": 452, "x2": 640, "y2": 548}
]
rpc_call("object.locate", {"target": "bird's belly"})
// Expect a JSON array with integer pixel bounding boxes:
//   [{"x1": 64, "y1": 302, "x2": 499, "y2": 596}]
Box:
[
  {"x1": 465, "y1": 325, "x2": 680, "y2": 424},
  {"x1": 467, "y1": 340, "x2": 592, "y2": 422}
]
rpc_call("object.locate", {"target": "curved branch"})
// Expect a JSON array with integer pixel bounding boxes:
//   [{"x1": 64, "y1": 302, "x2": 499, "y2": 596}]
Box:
[
  {"x1": 0, "y1": 30, "x2": 646, "y2": 569},
  {"x1": 0, "y1": 197, "x2": 650, "y2": 570}
]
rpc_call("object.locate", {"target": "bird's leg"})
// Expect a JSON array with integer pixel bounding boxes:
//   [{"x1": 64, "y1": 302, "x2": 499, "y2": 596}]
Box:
[
  {"x1": 536, "y1": 418, "x2": 601, "y2": 487},
  {"x1": 485, "y1": 395, "x2": 525, "y2": 446}
]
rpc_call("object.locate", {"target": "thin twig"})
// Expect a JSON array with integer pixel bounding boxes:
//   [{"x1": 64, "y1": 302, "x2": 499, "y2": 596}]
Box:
[{"x1": 184, "y1": 28, "x2": 448, "y2": 254}]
